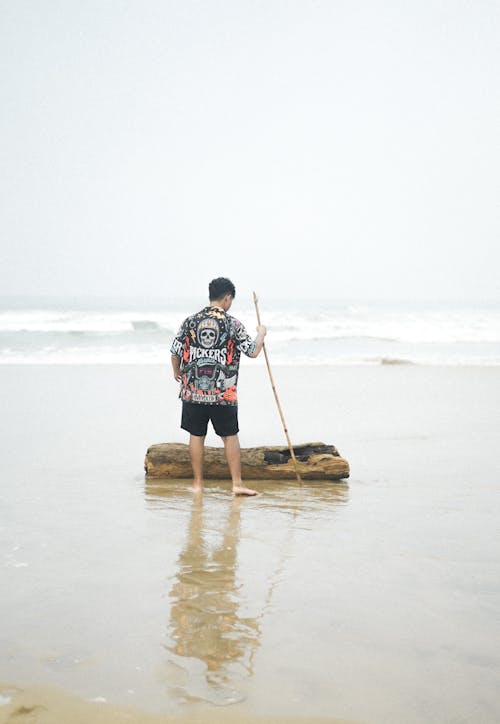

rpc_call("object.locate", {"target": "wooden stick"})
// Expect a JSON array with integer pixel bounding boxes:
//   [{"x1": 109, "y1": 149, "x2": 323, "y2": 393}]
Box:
[{"x1": 253, "y1": 292, "x2": 302, "y2": 483}]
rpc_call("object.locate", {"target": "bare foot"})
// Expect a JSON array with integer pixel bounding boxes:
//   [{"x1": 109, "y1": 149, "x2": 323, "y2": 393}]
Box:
[
  {"x1": 190, "y1": 485, "x2": 203, "y2": 493},
  {"x1": 233, "y1": 485, "x2": 258, "y2": 496}
]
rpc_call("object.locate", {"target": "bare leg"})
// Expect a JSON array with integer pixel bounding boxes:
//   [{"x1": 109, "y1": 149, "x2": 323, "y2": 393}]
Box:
[
  {"x1": 189, "y1": 434, "x2": 205, "y2": 492},
  {"x1": 222, "y1": 435, "x2": 258, "y2": 496}
]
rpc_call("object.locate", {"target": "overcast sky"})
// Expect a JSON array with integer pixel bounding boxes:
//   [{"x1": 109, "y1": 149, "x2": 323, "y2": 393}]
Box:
[{"x1": 1, "y1": 0, "x2": 498, "y2": 303}]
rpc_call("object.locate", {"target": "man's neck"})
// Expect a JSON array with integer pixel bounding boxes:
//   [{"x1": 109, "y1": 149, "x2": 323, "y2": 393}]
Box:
[{"x1": 209, "y1": 301, "x2": 228, "y2": 312}]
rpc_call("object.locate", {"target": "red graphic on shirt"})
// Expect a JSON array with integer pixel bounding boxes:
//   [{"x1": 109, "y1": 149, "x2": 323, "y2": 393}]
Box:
[
  {"x1": 183, "y1": 336, "x2": 190, "y2": 364},
  {"x1": 222, "y1": 385, "x2": 237, "y2": 403},
  {"x1": 227, "y1": 338, "x2": 234, "y2": 364}
]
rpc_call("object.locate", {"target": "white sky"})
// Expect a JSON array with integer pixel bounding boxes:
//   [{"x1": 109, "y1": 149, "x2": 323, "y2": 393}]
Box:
[{"x1": 1, "y1": 0, "x2": 498, "y2": 303}]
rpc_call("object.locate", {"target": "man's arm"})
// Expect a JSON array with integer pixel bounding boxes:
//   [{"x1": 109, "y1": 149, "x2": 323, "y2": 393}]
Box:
[
  {"x1": 171, "y1": 354, "x2": 182, "y2": 382},
  {"x1": 250, "y1": 325, "x2": 267, "y2": 358},
  {"x1": 170, "y1": 320, "x2": 186, "y2": 381}
]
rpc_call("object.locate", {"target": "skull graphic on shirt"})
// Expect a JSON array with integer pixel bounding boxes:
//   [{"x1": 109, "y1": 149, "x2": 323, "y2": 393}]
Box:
[{"x1": 197, "y1": 318, "x2": 219, "y2": 348}]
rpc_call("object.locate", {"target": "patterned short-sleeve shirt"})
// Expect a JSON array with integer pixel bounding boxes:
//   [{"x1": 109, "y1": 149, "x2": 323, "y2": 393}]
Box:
[{"x1": 170, "y1": 306, "x2": 256, "y2": 406}]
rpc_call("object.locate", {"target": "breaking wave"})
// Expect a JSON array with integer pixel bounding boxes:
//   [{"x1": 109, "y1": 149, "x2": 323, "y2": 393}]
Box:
[{"x1": 1, "y1": 300, "x2": 499, "y2": 365}]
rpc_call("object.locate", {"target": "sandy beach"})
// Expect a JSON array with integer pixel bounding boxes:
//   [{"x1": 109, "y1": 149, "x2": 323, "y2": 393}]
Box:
[
  {"x1": 0, "y1": 682, "x2": 354, "y2": 724},
  {"x1": 1, "y1": 363, "x2": 499, "y2": 723}
]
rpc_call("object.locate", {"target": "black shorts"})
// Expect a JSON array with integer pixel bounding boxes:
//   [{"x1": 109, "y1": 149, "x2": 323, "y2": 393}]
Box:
[{"x1": 181, "y1": 401, "x2": 239, "y2": 437}]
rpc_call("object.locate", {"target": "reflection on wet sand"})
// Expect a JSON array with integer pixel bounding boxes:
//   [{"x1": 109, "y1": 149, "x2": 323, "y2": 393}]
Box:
[
  {"x1": 165, "y1": 495, "x2": 259, "y2": 704},
  {"x1": 144, "y1": 480, "x2": 349, "y2": 705}
]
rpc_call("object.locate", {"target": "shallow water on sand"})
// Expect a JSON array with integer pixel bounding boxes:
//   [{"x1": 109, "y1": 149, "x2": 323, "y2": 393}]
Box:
[{"x1": 1, "y1": 365, "x2": 499, "y2": 723}]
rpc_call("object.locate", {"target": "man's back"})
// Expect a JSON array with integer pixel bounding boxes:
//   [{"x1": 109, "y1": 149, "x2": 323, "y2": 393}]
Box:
[
  {"x1": 171, "y1": 305, "x2": 256, "y2": 405},
  {"x1": 170, "y1": 277, "x2": 266, "y2": 496}
]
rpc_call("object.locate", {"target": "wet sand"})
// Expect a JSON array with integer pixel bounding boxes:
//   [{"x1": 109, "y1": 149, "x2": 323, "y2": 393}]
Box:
[
  {"x1": 0, "y1": 681, "x2": 354, "y2": 724},
  {"x1": 1, "y1": 364, "x2": 499, "y2": 723}
]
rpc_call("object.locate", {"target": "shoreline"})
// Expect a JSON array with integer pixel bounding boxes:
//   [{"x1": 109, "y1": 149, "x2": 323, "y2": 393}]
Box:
[
  {"x1": 0, "y1": 681, "x2": 356, "y2": 724},
  {"x1": 1, "y1": 361, "x2": 500, "y2": 366}
]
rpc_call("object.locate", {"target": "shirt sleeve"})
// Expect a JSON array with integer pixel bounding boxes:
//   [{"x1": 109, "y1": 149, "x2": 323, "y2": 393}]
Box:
[
  {"x1": 170, "y1": 320, "x2": 186, "y2": 358},
  {"x1": 231, "y1": 318, "x2": 256, "y2": 357}
]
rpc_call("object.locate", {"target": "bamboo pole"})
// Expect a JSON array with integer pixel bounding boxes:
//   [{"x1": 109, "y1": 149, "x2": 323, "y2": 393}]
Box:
[{"x1": 253, "y1": 291, "x2": 302, "y2": 483}]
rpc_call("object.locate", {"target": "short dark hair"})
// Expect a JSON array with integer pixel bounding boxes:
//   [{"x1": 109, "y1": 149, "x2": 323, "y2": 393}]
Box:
[{"x1": 209, "y1": 277, "x2": 236, "y2": 301}]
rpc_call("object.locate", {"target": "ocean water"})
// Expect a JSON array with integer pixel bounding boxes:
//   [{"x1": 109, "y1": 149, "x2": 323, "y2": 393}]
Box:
[{"x1": 0, "y1": 296, "x2": 499, "y2": 366}]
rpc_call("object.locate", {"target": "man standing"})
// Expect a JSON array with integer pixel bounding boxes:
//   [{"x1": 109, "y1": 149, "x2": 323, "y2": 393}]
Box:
[{"x1": 171, "y1": 277, "x2": 266, "y2": 495}]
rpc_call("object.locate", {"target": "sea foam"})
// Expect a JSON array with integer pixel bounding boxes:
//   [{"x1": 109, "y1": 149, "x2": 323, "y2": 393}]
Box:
[{"x1": 0, "y1": 300, "x2": 499, "y2": 365}]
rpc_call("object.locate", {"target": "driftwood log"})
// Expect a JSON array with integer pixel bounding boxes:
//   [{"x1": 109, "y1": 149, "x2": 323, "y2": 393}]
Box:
[{"x1": 144, "y1": 442, "x2": 349, "y2": 481}]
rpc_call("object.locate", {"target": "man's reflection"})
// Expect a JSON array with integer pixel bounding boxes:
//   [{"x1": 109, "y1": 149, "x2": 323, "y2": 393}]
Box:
[{"x1": 166, "y1": 495, "x2": 260, "y2": 698}]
